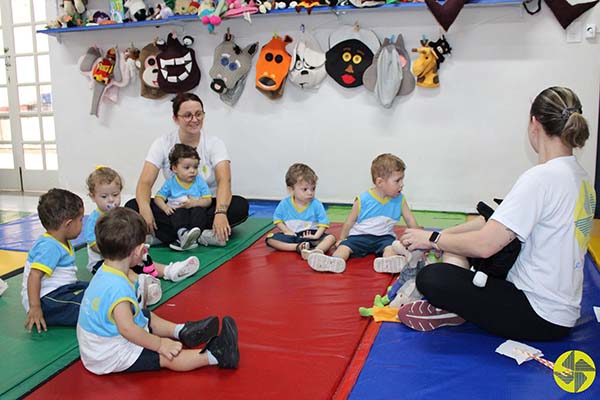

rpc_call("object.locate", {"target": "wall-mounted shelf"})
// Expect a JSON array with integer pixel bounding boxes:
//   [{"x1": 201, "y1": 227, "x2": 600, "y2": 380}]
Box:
[{"x1": 37, "y1": 0, "x2": 522, "y2": 38}]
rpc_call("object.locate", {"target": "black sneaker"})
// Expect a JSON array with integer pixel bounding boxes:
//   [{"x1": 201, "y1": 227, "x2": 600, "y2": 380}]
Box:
[
  {"x1": 179, "y1": 316, "x2": 219, "y2": 348},
  {"x1": 201, "y1": 316, "x2": 239, "y2": 369}
]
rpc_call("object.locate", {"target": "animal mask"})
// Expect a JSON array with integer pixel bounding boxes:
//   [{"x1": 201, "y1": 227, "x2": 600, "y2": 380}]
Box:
[
  {"x1": 326, "y1": 26, "x2": 379, "y2": 88},
  {"x1": 411, "y1": 36, "x2": 452, "y2": 88},
  {"x1": 287, "y1": 31, "x2": 327, "y2": 90},
  {"x1": 138, "y1": 41, "x2": 168, "y2": 99},
  {"x1": 156, "y1": 33, "x2": 201, "y2": 93},
  {"x1": 544, "y1": 0, "x2": 599, "y2": 29},
  {"x1": 425, "y1": 0, "x2": 465, "y2": 32},
  {"x1": 255, "y1": 34, "x2": 293, "y2": 99},
  {"x1": 363, "y1": 34, "x2": 415, "y2": 108},
  {"x1": 209, "y1": 33, "x2": 259, "y2": 106}
]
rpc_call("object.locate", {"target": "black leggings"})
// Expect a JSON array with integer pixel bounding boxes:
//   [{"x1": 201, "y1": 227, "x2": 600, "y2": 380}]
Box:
[
  {"x1": 416, "y1": 263, "x2": 571, "y2": 341},
  {"x1": 125, "y1": 196, "x2": 249, "y2": 244}
]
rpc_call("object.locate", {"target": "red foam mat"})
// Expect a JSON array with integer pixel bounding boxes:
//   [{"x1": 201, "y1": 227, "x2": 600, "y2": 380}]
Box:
[{"x1": 27, "y1": 225, "x2": 394, "y2": 400}]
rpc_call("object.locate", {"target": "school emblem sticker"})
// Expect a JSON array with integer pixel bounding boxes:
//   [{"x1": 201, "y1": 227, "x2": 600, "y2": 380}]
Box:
[{"x1": 553, "y1": 350, "x2": 595, "y2": 393}]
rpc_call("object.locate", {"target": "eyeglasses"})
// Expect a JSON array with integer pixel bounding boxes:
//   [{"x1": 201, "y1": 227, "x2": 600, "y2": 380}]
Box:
[{"x1": 177, "y1": 111, "x2": 205, "y2": 122}]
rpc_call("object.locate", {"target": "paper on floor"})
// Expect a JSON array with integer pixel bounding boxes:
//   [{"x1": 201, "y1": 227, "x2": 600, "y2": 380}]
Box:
[{"x1": 495, "y1": 340, "x2": 543, "y2": 365}]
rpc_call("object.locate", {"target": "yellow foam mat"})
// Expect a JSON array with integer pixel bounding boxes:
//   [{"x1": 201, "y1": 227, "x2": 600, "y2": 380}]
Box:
[{"x1": 0, "y1": 250, "x2": 27, "y2": 276}]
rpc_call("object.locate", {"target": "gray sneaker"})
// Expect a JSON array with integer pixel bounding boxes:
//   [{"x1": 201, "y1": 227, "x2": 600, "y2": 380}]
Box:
[
  {"x1": 198, "y1": 229, "x2": 227, "y2": 247},
  {"x1": 170, "y1": 227, "x2": 201, "y2": 251}
]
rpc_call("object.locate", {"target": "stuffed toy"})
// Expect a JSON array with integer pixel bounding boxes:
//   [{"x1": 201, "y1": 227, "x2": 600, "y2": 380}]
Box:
[
  {"x1": 425, "y1": 0, "x2": 465, "y2": 32},
  {"x1": 287, "y1": 30, "x2": 327, "y2": 89},
  {"x1": 209, "y1": 32, "x2": 259, "y2": 106},
  {"x1": 411, "y1": 35, "x2": 451, "y2": 88},
  {"x1": 364, "y1": 34, "x2": 415, "y2": 108},
  {"x1": 79, "y1": 46, "x2": 131, "y2": 116},
  {"x1": 125, "y1": 45, "x2": 141, "y2": 80},
  {"x1": 63, "y1": 0, "x2": 87, "y2": 16},
  {"x1": 255, "y1": 34, "x2": 293, "y2": 99},
  {"x1": 325, "y1": 24, "x2": 379, "y2": 88},
  {"x1": 256, "y1": 0, "x2": 275, "y2": 12},
  {"x1": 137, "y1": 41, "x2": 168, "y2": 99},
  {"x1": 156, "y1": 33, "x2": 201, "y2": 93},
  {"x1": 174, "y1": 0, "x2": 192, "y2": 13},
  {"x1": 225, "y1": 0, "x2": 258, "y2": 23},
  {"x1": 152, "y1": 2, "x2": 175, "y2": 18},
  {"x1": 124, "y1": 0, "x2": 154, "y2": 21},
  {"x1": 198, "y1": 0, "x2": 227, "y2": 33}
]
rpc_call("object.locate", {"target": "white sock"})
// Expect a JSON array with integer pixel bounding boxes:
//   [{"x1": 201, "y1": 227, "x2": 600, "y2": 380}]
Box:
[
  {"x1": 173, "y1": 323, "x2": 184, "y2": 339},
  {"x1": 206, "y1": 350, "x2": 218, "y2": 365}
]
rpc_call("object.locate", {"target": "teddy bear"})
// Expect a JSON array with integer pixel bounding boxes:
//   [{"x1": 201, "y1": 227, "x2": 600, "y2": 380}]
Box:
[{"x1": 124, "y1": 0, "x2": 154, "y2": 21}]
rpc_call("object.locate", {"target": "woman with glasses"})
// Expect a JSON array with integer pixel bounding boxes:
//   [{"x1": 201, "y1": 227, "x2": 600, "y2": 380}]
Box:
[{"x1": 126, "y1": 92, "x2": 249, "y2": 247}]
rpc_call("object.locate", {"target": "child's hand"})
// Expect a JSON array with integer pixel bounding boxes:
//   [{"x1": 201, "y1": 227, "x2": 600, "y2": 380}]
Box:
[
  {"x1": 301, "y1": 232, "x2": 321, "y2": 240},
  {"x1": 180, "y1": 196, "x2": 196, "y2": 209},
  {"x1": 24, "y1": 306, "x2": 47, "y2": 333},
  {"x1": 164, "y1": 206, "x2": 176, "y2": 215},
  {"x1": 158, "y1": 337, "x2": 182, "y2": 360}
]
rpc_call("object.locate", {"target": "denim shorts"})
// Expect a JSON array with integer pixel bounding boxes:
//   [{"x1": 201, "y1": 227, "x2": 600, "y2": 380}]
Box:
[
  {"x1": 265, "y1": 230, "x2": 325, "y2": 248},
  {"x1": 339, "y1": 234, "x2": 396, "y2": 258}
]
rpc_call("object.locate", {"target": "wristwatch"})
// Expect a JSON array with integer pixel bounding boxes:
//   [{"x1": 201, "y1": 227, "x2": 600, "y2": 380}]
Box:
[{"x1": 429, "y1": 231, "x2": 440, "y2": 243}]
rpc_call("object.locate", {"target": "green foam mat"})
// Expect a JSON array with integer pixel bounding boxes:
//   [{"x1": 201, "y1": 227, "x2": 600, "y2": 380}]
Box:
[
  {"x1": 0, "y1": 218, "x2": 272, "y2": 400},
  {"x1": 326, "y1": 205, "x2": 467, "y2": 229},
  {"x1": 0, "y1": 210, "x2": 32, "y2": 224}
]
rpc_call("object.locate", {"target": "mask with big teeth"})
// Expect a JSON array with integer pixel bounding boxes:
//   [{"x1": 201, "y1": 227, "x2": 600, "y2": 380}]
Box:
[{"x1": 156, "y1": 33, "x2": 201, "y2": 93}]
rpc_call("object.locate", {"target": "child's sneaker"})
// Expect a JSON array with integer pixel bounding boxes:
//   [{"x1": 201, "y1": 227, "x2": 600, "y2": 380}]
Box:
[
  {"x1": 301, "y1": 247, "x2": 324, "y2": 260},
  {"x1": 170, "y1": 227, "x2": 201, "y2": 251},
  {"x1": 201, "y1": 316, "x2": 239, "y2": 369},
  {"x1": 164, "y1": 256, "x2": 200, "y2": 282},
  {"x1": 198, "y1": 229, "x2": 227, "y2": 247},
  {"x1": 178, "y1": 316, "x2": 219, "y2": 347},
  {"x1": 307, "y1": 253, "x2": 346, "y2": 273},
  {"x1": 397, "y1": 300, "x2": 465, "y2": 331},
  {"x1": 0, "y1": 278, "x2": 8, "y2": 296},
  {"x1": 373, "y1": 255, "x2": 407, "y2": 273},
  {"x1": 137, "y1": 274, "x2": 162, "y2": 309},
  {"x1": 389, "y1": 279, "x2": 422, "y2": 308}
]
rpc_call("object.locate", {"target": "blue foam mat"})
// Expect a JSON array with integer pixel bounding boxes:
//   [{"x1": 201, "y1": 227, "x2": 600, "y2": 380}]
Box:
[
  {"x1": 0, "y1": 214, "x2": 87, "y2": 252},
  {"x1": 350, "y1": 254, "x2": 600, "y2": 399}
]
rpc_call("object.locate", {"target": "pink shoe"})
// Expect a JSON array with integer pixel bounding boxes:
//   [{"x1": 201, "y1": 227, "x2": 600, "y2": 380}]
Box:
[{"x1": 397, "y1": 300, "x2": 465, "y2": 331}]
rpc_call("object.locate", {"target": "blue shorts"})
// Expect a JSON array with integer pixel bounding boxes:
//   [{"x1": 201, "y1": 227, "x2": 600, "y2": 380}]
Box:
[
  {"x1": 265, "y1": 230, "x2": 326, "y2": 249},
  {"x1": 40, "y1": 281, "x2": 89, "y2": 326},
  {"x1": 124, "y1": 309, "x2": 161, "y2": 372},
  {"x1": 340, "y1": 234, "x2": 396, "y2": 258}
]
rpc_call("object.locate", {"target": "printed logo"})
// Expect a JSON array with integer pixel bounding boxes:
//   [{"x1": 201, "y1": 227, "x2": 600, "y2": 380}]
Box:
[{"x1": 554, "y1": 350, "x2": 595, "y2": 393}]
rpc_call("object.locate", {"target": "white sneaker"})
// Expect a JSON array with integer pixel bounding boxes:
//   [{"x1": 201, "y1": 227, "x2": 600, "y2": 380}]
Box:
[
  {"x1": 164, "y1": 256, "x2": 200, "y2": 282},
  {"x1": 307, "y1": 253, "x2": 346, "y2": 273},
  {"x1": 170, "y1": 227, "x2": 202, "y2": 251},
  {"x1": 198, "y1": 229, "x2": 226, "y2": 247},
  {"x1": 137, "y1": 274, "x2": 162, "y2": 308},
  {"x1": 373, "y1": 255, "x2": 407, "y2": 273},
  {"x1": 301, "y1": 248, "x2": 324, "y2": 261},
  {"x1": 0, "y1": 278, "x2": 8, "y2": 296}
]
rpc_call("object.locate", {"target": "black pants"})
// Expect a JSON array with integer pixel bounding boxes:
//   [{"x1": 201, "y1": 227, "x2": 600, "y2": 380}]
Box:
[
  {"x1": 416, "y1": 263, "x2": 571, "y2": 341},
  {"x1": 125, "y1": 196, "x2": 249, "y2": 244}
]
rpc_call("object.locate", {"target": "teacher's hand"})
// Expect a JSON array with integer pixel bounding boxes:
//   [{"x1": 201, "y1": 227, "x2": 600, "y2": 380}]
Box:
[
  {"x1": 400, "y1": 228, "x2": 433, "y2": 252},
  {"x1": 140, "y1": 205, "x2": 158, "y2": 235},
  {"x1": 213, "y1": 213, "x2": 231, "y2": 242}
]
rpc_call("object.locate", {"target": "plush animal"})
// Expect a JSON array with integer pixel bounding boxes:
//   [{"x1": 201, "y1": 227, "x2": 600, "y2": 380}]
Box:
[
  {"x1": 137, "y1": 41, "x2": 168, "y2": 99},
  {"x1": 411, "y1": 36, "x2": 451, "y2": 88},
  {"x1": 286, "y1": 31, "x2": 327, "y2": 90},
  {"x1": 63, "y1": 0, "x2": 87, "y2": 16},
  {"x1": 153, "y1": 2, "x2": 175, "y2": 18},
  {"x1": 363, "y1": 34, "x2": 415, "y2": 108},
  {"x1": 125, "y1": 45, "x2": 141, "y2": 79},
  {"x1": 79, "y1": 46, "x2": 131, "y2": 116},
  {"x1": 198, "y1": 0, "x2": 227, "y2": 33},
  {"x1": 174, "y1": 0, "x2": 192, "y2": 13},
  {"x1": 124, "y1": 0, "x2": 154, "y2": 21},
  {"x1": 209, "y1": 33, "x2": 258, "y2": 106},
  {"x1": 225, "y1": 0, "x2": 258, "y2": 22},
  {"x1": 255, "y1": 34, "x2": 293, "y2": 99},
  {"x1": 155, "y1": 33, "x2": 201, "y2": 93}
]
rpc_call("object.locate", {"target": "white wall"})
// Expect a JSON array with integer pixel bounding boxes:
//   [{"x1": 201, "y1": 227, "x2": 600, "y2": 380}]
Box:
[{"x1": 48, "y1": 3, "x2": 600, "y2": 212}]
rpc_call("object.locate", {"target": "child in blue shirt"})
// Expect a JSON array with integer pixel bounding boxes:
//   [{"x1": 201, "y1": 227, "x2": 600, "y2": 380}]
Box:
[
  {"x1": 77, "y1": 207, "x2": 239, "y2": 375},
  {"x1": 265, "y1": 163, "x2": 336, "y2": 259},
  {"x1": 153, "y1": 144, "x2": 215, "y2": 251},
  {"x1": 22, "y1": 188, "x2": 87, "y2": 332},
  {"x1": 308, "y1": 154, "x2": 420, "y2": 273}
]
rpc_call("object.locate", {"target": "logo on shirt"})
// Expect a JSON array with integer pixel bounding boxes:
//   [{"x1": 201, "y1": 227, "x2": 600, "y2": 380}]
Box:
[
  {"x1": 574, "y1": 181, "x2": 596, "y2": 252},
  {"x1": 554, "y1": 350, "x2": 595, "y2": 393}
]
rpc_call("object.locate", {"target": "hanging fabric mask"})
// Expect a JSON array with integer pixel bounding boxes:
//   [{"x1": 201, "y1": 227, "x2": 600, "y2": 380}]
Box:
[
  {"x1": 156, "y1": 33, "x2": 201, "y2": 93},
  {"x1": 287, "y1": 31, "x2": 327, "y2": 90}
]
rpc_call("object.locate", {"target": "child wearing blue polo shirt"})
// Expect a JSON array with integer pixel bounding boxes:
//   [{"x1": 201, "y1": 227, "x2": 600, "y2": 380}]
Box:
[
  {"x1": 22, "y1": 189, "x2": 87, "y2": 333},
  {"x1": 308, "y1": 153, "x2": 421, "y2": 274},
  {"x1": 153, "y1": 144, "x2": 215, "y2": 251},
  {"x1": 77, "y1": 207, "x2": 239, "y2": 375},
  {"x1": 265, "y1": 163, "x2": 336, "y2": 260}
]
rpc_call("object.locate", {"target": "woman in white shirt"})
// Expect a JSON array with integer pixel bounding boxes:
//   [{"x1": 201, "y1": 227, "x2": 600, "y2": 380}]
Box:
[
  {"x1": 400, "y1": 87, "x2": 595, "y2": 341},
  {"x1": 126, "y1": 93, "x2": 249, "y2": 247}
]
